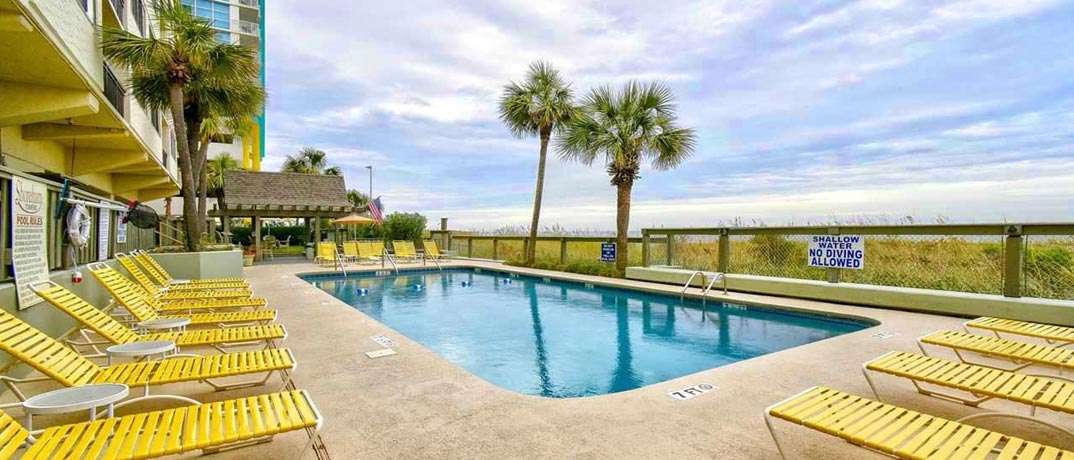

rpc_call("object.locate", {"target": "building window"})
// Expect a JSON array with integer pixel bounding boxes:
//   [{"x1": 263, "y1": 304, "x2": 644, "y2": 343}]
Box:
[
  {"x1": 78, "y1": 0, "x2": 95, "y2": 22},
  {"x1": 103, "y1": 65, "x2": 126, "y2": 117},
  {"x1": 151, "y1": 107, "x2": 160, "y2": 133},
  {"x1": 110, "y1": 0, "x2": 125, "y2": 26},
  {"x1": 132, "y1": 0, "x2": 145, "y2": 34},
  {"x1": 181, "y1": 0, "x2": 232, "y2": 42}
]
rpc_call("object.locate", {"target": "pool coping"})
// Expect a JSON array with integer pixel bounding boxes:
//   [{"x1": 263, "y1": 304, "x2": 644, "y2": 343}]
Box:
[{"x1": 292, "y1": 261, "x2": 887, "y2": 402}]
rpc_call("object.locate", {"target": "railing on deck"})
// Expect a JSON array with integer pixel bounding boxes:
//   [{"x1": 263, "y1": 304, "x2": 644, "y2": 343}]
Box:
[
  {"x1": 428, "y1": 231, "x2": 667, "y2": 266},
  {"x1": 641, "y1": 224, "x2": 1074, "y2": 300}
]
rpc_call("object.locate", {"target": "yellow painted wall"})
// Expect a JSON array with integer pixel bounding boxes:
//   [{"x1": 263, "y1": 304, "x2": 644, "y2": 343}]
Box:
[{"x1": 0, "y1": 126, "x2": 115, "y2": 195}]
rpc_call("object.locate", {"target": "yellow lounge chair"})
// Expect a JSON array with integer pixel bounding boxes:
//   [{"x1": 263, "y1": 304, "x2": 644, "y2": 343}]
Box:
[
  {"x1": 356, "y1": 241, "x2": 382, "y2": 263},
  {"x1": 342, "y1": 241, "x2": 360, "y2": 263},
  {"x1": 315, "y1": 242, "x2": 340, "y2": 267},
  {"x1": 392, "y1": 240, "x2": 420, "y2": 262},
  {"x1": 765, "y1": 386, "x2": 1073, "y2": 460},
  {"x1": 423, "y1": 239, "x2": 445, "y2": 260},
  {"x1": 966, "y1": 317, "x2": 1074, "y2": 346},
  {"x1": 919, "y1": 330, "x2": 1074, "y2": 373},
  {"x1": 117, "y1": 253, "x2": 252, "y2": 300},
  {"x1": 0, "y1": 389, "x2": 321, "y2": 459},
  {"x1": 0, "y1": 310, "x2": 295, "y2": 408},
  {"x1": 863, "y1": 351, "x2": 1074, "y2": 436},
  {"x1": 114, "y1": 257, "x2": 266, "y2": 309},
  {"x1": 131, "y1": 249, "x2": 249, "y2": 288},
  {"x1": 32, "y1": 282, "x2": 285, "y2": 353},
  {"x1": 369, "y1": 240, "x2": 386, "y2": 260},
  {"x1": 88, "y1": 263, "x2": 277, "y2": 326}
]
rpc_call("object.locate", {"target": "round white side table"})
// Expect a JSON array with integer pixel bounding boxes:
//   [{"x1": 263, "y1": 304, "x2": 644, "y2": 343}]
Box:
[
  {"x1": 135, "y1": 317, "x2": 191, "y2": 332},
  {"x1": 22, "y1": 384, "x2": 129, "y2": 432},
  {"x1": 105, "y1": 340, "x2": 176, "y2": 365}
]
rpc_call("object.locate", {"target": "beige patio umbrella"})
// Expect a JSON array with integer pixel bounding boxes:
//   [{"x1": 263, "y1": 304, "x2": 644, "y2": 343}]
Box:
[{"x1": 332, "y1": 213, "x2": 377, "y2": 240}]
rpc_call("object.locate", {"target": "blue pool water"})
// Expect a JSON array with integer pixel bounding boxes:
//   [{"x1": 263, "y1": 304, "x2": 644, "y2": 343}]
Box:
[{"x1": 305, "y1": 268, "x2": 872, "y2": 398}]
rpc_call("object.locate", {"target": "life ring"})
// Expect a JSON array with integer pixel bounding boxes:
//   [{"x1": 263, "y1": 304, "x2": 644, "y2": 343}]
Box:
[{"x1": 66, "y1": 203, "x2": 91, "y2": 247}]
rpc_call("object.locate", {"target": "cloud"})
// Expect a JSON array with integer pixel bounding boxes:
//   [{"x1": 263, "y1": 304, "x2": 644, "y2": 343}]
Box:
[{"x1": 265, "y1": 0, "x2": 1074, "y2": 230}]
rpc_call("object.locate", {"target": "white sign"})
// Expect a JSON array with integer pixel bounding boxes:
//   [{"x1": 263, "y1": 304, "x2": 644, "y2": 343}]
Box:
[
  {"x1": 668, "y1": 383, "x2": 715, "y2": 401},
  {"x1": 11, "y1": 176, "x2": 50, "y2": 309},
  {"x1": 370, "y1": 335, "x2": 396, "y2": 348},
  {"x1": 116, "y1": 212, "x2": 127, "y2": 243},
  {"x1": 808, "y1": 235, "x2": 864, "y2": 270},
  {"x1": 97, "y1": 207, "x2": 110, "y2": 261},
  {"x1": 365, "y1": 349, "x2": 396, "y2": 359}
]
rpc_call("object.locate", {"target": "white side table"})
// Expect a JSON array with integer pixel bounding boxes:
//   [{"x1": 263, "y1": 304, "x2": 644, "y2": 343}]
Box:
[
  {"x1": 22, "y1": 384, "x2": 129, "y2": 433},
  {"x1": 105, "y1": 340, "x2": 176, "y2": 365},
  {"x1": 135, "y1": 317, "x2": 191, "y2": 332}
]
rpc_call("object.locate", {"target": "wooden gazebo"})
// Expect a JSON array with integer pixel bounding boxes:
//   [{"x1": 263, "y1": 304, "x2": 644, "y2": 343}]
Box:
[{"x1": 211, "y1": 170, "x2": 356, "y2": 260}]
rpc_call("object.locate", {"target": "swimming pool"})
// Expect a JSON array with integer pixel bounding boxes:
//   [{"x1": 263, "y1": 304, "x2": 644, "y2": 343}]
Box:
[{"x1": 305, "y1": 268, "x2": 872, "y2": 398}]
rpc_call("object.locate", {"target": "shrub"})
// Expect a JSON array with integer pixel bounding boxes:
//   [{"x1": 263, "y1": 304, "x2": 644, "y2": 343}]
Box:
[
  {"x1": 505, "y1": 258, "x2": 622, "y2": 278},
  {"x1": 383, "y1": 212, "x2": 427, "y2": 241}
]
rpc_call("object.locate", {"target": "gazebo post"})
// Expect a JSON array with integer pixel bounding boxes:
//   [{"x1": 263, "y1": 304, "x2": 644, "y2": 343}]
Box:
[
  {"x1": 253, "y1": 216, "x2": 262, "y2": 262},
  {"x1": 314, "y1": 217, "x2": 321, "y2": 243}
]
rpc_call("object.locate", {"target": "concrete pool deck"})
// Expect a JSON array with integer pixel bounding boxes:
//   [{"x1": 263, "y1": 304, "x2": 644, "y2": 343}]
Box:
[{"x1": 5, "y1": 259, "x2": 1071, "y2": 458}]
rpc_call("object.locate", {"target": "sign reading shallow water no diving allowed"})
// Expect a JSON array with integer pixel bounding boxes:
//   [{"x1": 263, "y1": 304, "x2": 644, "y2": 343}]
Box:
[{"x1": 808, "y1": 235, "x2": 864, "y2": 269}]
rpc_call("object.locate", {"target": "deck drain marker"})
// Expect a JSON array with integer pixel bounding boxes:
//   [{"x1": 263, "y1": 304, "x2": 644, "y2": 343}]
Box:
[
  {"x1": 872, "y1": 331, "x2": 898, "y2": 339},
  {"x1": 668, "y1": 383, "x2": 715, "y2": 401},
  {"x1": 371, "y1": 335, "x2": 396, "y2": 347},
  {"x1": 365, "y1": 349, "x2": 396, "y2": 359}
]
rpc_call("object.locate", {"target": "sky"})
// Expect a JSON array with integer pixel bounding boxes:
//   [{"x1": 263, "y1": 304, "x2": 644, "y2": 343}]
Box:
[{"x1": 263, "y1": 0, "x2": 1074, "y2": 231}]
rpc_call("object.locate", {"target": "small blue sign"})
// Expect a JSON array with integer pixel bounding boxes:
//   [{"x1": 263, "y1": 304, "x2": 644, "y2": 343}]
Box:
[{"x1": 600, "y1": 242, "x2": 616, "y2": 262}]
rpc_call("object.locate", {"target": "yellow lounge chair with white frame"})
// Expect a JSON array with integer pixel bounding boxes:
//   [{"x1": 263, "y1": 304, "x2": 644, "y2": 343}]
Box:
[
  {"x1": 356, "y1": 240, "x2": 382, "y2": 263},
  {"x1": 89, "y1": 263, "x2": 277, "y2": 326},
  {"x1": 0, "y1": 310, "x2": 296, "y2": 410},
  {"x1": 315, "y1": 242, "x2": 341, "y2": 267},
  {"x1": 115, "y1": 255, "x2": 268, "y2": 310},
  {"x1": 863, "y1": 350, "x2": 1074, "y2": 437},
  {"x1": 392, "y1": 240, "x2": 421, "y2": 262},
  {"x1": 764, "y1": 385, "x2": 1073, "y2": 460},
  {"x1": 131, "y1": 248, "x2": 249, "y2": 289},
  {"x1": 423, "y1": 239, "x2": 446, "y2": 260},
  {"x1": 117, "y1": 253, "x2": 252, "y2": 300},
  {"x1": 32, "y1": 281, "x2": 286, "y2": 354},
  {"x1": 965, "y1": 316, "x2": 1074, "y2": 347},
  {"x1": 0, "y1": 389, "x2": 322, "y2": 459},
  {"x1": 342, "y1": 240, "x2": 361, "y2": 263},
  {"x1": 919, "y1": 330, "x2": 1074, "y2": 373}
]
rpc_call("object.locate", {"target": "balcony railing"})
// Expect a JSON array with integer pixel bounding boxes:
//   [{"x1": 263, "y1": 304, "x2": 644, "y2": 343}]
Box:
[
  {"x1": 103, "y1": 65, "x2": 125, "y2": 117},
  {"x1": 150, "y1": 107, "x2": 160, "y2": 133},
  {"x1": 234, "y1": 19, "x2": 259, "y2": 36},
  {"x1": 235, "y1": 0, "x2": 259, "y2": 8}
]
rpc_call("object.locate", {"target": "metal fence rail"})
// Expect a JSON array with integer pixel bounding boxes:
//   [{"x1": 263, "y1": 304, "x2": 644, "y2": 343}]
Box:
[
  {"x1": 428, "y1": 231, "x2": 668, "y2": 266},
  {"x1": 641, "y1": 224, "x2": 1074, "y2": 300}
]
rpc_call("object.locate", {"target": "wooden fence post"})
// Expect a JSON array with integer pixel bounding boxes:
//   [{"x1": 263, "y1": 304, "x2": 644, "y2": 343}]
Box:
[
  {"x1": 826, "y1": 227, "x2": 841, "y2": 283},
  {"x1": 492, "y1": 238, "x2": 499, "y2": 260},
  {"x1": 642, "y1": 232, "x2": 650, "y2": 267},
  {"x1": 718, "y1": 230, "x2": 730, "y2": 273},
  {"x1": 467, "y1": 237, "x2": 473, "y2": 258},
  {"x1": 1003, "y1": 225, "x2": 1023, "y2": 297},
  {"x1": 666, "y1": 235, "x2": 675, "y2": 266},
  {"x1": 560, "y1": 237, "x2": 568, "y2": 264}
]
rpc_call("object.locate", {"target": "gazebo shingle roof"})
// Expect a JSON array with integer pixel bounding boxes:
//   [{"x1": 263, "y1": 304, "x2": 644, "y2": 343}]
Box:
[{"x1": 221, "y1": 170, "x2": 353, "y2": 209}]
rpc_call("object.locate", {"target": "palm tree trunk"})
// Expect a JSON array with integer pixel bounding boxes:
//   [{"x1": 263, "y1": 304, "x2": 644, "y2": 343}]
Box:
[
  {"x1": 187, "y1": 121, "x2": 205, "y2": 239},
  {"x1": 615, "y1": 180, "x2": 632, "y2": 274},
  {"x1": 168, "y1": 83, "x2": 199, "y2": 252},
  {"x1": 196, "y1": 138, "x2": 210, "y2": 241},
  {"x1": 527, "y1": 128, "x2": 551, "y2": 265}
]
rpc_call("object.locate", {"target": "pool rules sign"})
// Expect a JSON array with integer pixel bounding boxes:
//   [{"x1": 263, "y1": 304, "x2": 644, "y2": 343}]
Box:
[
  {"x1": 808, "y1": 235, "x2": 865, "y2": 269},
  {"x1": 12, "y1": 176, "x2": 49, "y2": 309}
]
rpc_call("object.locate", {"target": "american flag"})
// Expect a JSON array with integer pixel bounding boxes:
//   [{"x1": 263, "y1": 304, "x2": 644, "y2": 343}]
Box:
[{"x1": 368, "y1": 196, "x2": 385, "y2": 223}]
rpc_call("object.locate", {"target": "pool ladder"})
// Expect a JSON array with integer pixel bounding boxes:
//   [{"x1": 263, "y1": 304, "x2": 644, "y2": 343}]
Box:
[
  {"x1": 381, "y1": 249, "x2": 399, "y2": 274},
  {"x1": 681, "y1": 271, "x2": 728, "y2": 305}
]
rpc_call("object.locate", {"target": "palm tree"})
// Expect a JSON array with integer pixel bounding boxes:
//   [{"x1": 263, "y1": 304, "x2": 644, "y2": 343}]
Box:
[
  {"x1": 206, "y1": 153, "x2": 240, "y2": 233},
  {"x1": 281, "y1": 147, "x2": 342, "y2": 175},
  {"x1": 346, "y1": 189, "x2": 370, "y2": 209},
  {"x1": 102, "y1": 0, "x2": 263, "y2": 251},
  {"x1": 558, "y1": 82, "x2": 696, "y2": 273},
  {"x1": 499, "y1": 61, "x2": 575, "y2": 265}
]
